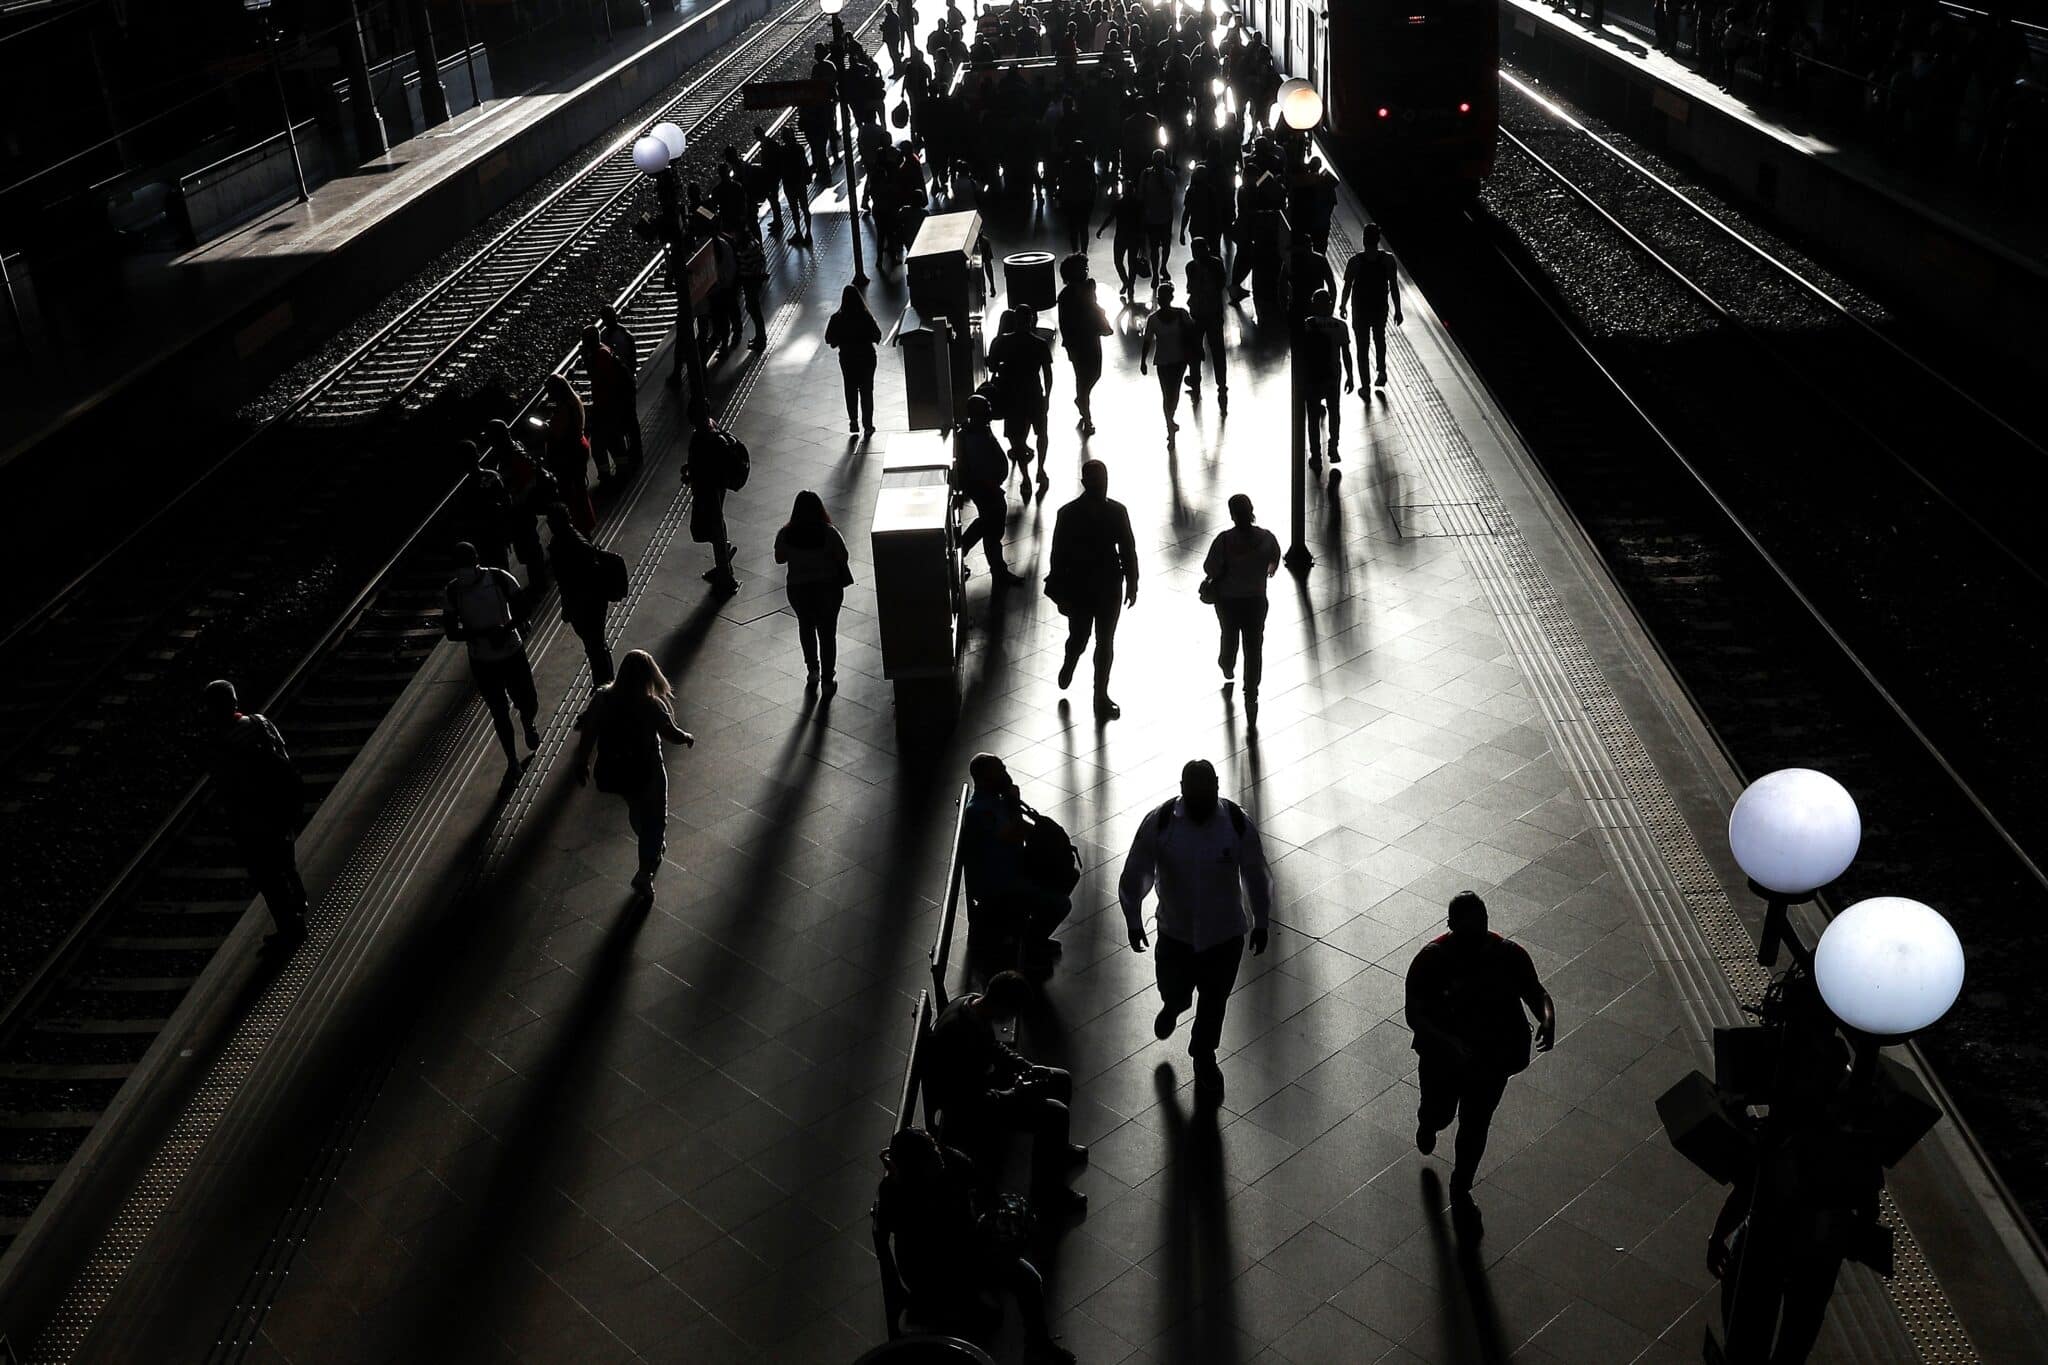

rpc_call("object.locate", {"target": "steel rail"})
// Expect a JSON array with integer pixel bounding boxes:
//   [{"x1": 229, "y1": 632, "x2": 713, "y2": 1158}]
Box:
[{"x1": 1462, "y1": 164, "x2": 2048, "y2": 895}]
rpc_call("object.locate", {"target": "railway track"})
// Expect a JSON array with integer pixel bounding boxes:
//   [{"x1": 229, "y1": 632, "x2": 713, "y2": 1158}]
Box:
[
  {"x1": 1382, "y1": 101, "x2": 2048, "y2": 1235},
  {"x1": 0, "y1": 0, "x2": 882, "y2": 1257}
]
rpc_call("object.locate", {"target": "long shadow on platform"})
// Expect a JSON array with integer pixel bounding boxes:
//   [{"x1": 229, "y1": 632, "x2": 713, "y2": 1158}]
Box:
[
  {"x1": 1419, "y1": 1168, "x2": 1512, "y2": 1364},
  {"x1": 383, "y1": 893, "x2": 652, "y2": 1357},
  {"x1": 1150, "y1": 1061, "x2": 1245, "y2": 1361}
]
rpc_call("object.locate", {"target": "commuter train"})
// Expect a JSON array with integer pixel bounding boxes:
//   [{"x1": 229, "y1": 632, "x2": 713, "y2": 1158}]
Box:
[{"x1": 1249, "y1": 0, "x2": 1500, "y2": 193}]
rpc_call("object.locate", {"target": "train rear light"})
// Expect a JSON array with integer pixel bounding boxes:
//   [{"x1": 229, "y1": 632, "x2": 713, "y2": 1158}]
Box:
[
  {"x1": 1377, "y1": 106, "x2": 1390, "y2": 118},
  {"x1": 1458, "y1": 101, "x2": 1472, "y2": 114}
]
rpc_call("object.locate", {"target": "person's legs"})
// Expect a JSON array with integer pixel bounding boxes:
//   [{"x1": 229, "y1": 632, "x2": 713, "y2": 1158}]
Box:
[
  {"x1": 841, "y1": 365, "x2": 861, "y2": 425},
  {"x1": 1216, "y1": 599, "x2": 1241, "y2": 678},
  {"x1": 1203, "y1": 318, "x2": 1229, "y2": 395},
  {"x1": 858, "y1": 370, "x2": 875, "y2": 429},
  {"x1": 243, "y1": 833, "x2": 308, "y2": 936},
  {"x1": 1155, "y1": 931, "x2": 1196, "y2": 1024},
  {"x1": 506, "y1": 650, "x2": 541, "y2": 746},
  {"x1": 573, "y1": 612, "x2": 615, "y2": 685},
  {"x1": 816, "y1": 586, "x2": 842, "y2": 682},
  {"x1": 973, "y1": 492, "x2": 1010, "y2": 575},
  {"x1": 625, "y1": 770, "x2": 668, "y2": 884},
  {"x1": 1091, "y1": 590, "x2": 1122, "y2": 699},
  {"x1": 789, "y1": 587, "x2": 822, "y2": 678},
  {"x1": 1242, "y1": 596, "x2": 1269, "y2": 701},
  {"x1": 1187, "y1": 934, "x2": 1245, "y2": 1058},
  {"x1": 1074, "y1": 351, "x2": 1101, "y2": 424},
  {"x1": 991, "y1": 1253, "x2": 1059, "y2": 1350},
  {"x1": 1448, "y1": 1067, "x2": 1510, "y2": 1198},
  {"x1": 1323, "y1": 376, "x2": 1343, "y2": 456},
  {"x1": 472, "y1": 658, "x2": 518, "y2": 762},
  {"x1": 1061, "y1": 604, "x2": 1095, "y2": 680},
  {"x1": 1158, "y1": 363, "x2": 1183, "y2": 428},
  {"x1": 1370, "y1": 316, "x2": 1388, "y2": 383},
  {"x1": 745, "y1": 281, "x2": 766, "y2": 346},
  {"x1": 1415, "y1": 1047, "x2": 1462, "y2": 1147}
]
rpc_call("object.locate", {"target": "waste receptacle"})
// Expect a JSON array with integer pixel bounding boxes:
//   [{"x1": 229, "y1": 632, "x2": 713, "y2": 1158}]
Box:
[
  {"x1": 1002, "y1": 250, "x2": 1056, "y2": 309},
  {"x1": 871, "y1": 447, "x2": 959, "y2": 711},
  {"x1": 896, "y1": 316, "x2": 956, "y2": 431}
]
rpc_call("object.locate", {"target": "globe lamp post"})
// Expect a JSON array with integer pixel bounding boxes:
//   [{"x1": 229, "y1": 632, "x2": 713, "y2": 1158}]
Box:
[
  {"x1": 1278, "y1": 77, "x2": 1321, "y2": 575},
  {"x1": 1727, "y1": 767, "x2": 1861, "y2": 970},
  {"x1": 820, "y1": 0, "x2": 870, "y2": 287},
  {"x1": 632, "y1": 126, "x2": 709, "y2": 402}
]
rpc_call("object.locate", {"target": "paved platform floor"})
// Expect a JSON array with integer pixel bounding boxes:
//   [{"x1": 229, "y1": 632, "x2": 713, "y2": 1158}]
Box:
[{"x1": 27, "y1": 31, "x2": 2040, "y2": 1365}]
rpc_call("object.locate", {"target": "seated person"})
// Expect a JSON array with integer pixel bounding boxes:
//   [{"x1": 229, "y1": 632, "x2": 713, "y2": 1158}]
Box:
[
  {"x1": 962, "y1": 753, "x2": 1072, "y2": 971},
  {"x1": 875, "y1": 1128, "x2": 1075, "y2": 1364},
  {"x1": 922, "y1": 972, "x2": 1088, "y2": 1216}
]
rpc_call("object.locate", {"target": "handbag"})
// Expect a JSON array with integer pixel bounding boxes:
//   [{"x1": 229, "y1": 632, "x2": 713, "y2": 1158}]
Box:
[{"x1": 1197, "y1": 576, "x2": 1219, "y2": 605}]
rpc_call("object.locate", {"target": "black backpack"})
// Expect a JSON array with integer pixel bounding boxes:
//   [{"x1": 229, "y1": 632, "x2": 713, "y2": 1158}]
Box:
[
  {"x1": 594, "y1": 547, "x2": 629, "y2": 602},
  {"x1": 1018, "y1": 801, "x2": 1083, "y2": 897},
  {"x1": 721, "y1": 431, "x2": 752, "y2": 491}
]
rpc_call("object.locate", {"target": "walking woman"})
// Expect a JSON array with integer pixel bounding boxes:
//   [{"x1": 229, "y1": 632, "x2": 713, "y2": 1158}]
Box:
[
  {"x1": 824, "y1": 284, "x2": 883, "y2": 434},
  {"x1": 543, "y1": 374, "x2": 597, "y2": 534},
  {"x1": 1200, "y1": 493, "x2": 1281, "y2": 724},
  {"x1": 573, "y1": 649, "x2": 694, "y2": 900},
  {"x1": 773, "y1": 490, "x2": 853, "y2": 693},
  {"x1": 546, "y1": 504, "x2": 619, "y2": 686},
  {"x1": 1055, "y1": 253, "x2": 1113, "y2": 435}
]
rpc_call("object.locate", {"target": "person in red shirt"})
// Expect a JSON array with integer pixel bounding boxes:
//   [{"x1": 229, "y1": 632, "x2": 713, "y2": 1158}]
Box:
[{"x1": 1405, "y1": 891, "x2": 1557, "y2": 1213}]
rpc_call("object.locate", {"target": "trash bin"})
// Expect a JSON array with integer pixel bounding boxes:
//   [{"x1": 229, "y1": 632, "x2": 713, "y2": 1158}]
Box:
[
  {"x1": 896, "y1": 316, "x2": 956, "y2": 431},
  {"x1": 871, "y1": 447, "x2": 959, "y2": 698},
  {"x1": 1002, "y1": 250, "x2": 1056, "y2": 310}
]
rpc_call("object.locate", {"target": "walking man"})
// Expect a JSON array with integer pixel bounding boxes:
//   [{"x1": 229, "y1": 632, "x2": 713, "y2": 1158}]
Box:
[
  {"x1": 1302, "y1": 290, "x2": 1355, "y2": 465},
  {"x1": 1201, "y1": 494, "x2": 1280, "y2": 723},
  {"x1": 987, "y1": 305, "x2": 1055, "y2": 496},
  {"x1": 1183, "y1": 236, "x2": 1230, "y2": 413},
  {"x1": 1138, "y1": 281, "x2": 1196, "y2": 440},
  {"x1": 953, "y1": 394, "x2": 1027, "y2": 588},
  {"x1": 1405, "y1": 891, "x2": 1557, "y2": 1213},
  {"x1": 1046, "y1": 459, "x2": 1139, "y2": 719},
  {"x1": 203, "y1": 679, "x2": 310, "y2": 949},
  {"x1": 441, "y1": 542, "x2": 543, "y2": 774},
  {"x1": 1339, "y1": 222, "x2": 1404, "y2": 390},
  {"x1": 1119, "y1": 759, "x2": 1273, "y2": 1102},
  {"x1": 683, "y1": 400, "x2": 744, "y2": 594}
]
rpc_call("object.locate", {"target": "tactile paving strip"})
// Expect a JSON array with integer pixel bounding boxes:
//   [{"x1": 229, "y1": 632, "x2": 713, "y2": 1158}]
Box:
[{"x1": 1325, "y1": 220, "x2": 1976, "y2": 1364}]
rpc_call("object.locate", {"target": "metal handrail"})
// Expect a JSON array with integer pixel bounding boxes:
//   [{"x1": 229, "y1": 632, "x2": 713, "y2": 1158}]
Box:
[{"x1": 927, "y1": 782, "x2": 973, "y2": 1011}]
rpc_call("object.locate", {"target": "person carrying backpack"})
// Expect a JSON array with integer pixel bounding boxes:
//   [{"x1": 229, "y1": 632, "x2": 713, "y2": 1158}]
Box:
[
  {"x1": 546, "y1": 505, "x2": 628, "y2": 686},
  {"x1": 442, "y1": 541, "x2": 543, "y2": 773},
  {"x1": 961, "y1": 753, "x2": 1078, "y2": 973},
  {"x1": 952, "y1": 394, "x2": 1027, "y2": 588},
  {"x1": 683, "y1": 400, "x2": 746, "y2": 595},
  {"x1": 1118, "y1": 758, "x2": 1273, "y2": 1103},
  {"x1": 202, "y1": 679, "x2": 309, "y2": 950},
  {"x1": 572, "y1": 649, "x2": 695, "y2": 901}
]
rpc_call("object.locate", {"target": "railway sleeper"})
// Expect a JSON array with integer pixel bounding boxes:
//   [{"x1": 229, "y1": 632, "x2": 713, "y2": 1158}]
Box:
[
  {"x1": 0, "y1": 1112, "x2": 102, "y2": 1129},
  {"x1": 97, "y1": 937, "x2": 230, "y2": 953},
  {"x1": 0, "y1": 1064, "x2": 134, "y2": 1081},
  {"x1": 32, "y1": 1019, "x2": 169, "y2": 1036}
]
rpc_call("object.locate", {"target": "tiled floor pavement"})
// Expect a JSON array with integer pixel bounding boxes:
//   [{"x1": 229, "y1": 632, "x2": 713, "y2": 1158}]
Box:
[{"x1": 214, "y1": 172, "x2": 1796, "y2": 1365}]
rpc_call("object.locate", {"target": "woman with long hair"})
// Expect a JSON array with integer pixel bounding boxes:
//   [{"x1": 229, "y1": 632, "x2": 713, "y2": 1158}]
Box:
[
  {"x1": 545, "y1": 504, "x2": 617, "y2": 686},
  {"x1": 573, "y1": 648, "x2": 694, "y2": 899},
  {"x1": 542, "y1": 374, "x2": 596, "y2": 534},
  {"x1": 823, "y1": 283, "x2": 883, "y2": 434},
  {"x1": 773, "y1": 490, "x2": 853, "y2": 693}
]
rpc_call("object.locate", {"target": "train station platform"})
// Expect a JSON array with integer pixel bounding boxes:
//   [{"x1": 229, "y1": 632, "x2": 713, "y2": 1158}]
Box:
[
  {"x1": 1497, "y1": 0, "x2": 2048, "y2": 379},
  {"x1": 0, "y1": 0, "x2": 776, "y2": 478},
  {"x1": 12, "y1": 52, "x2": 2048, "y2": 1365}
]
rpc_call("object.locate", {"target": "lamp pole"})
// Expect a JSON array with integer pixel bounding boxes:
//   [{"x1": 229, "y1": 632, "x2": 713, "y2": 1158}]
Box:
[
  {"x1": 1278, "y1": 78, "x2": 1320, "y2": 575},
  {"x1": 1659, "y1": 769, "x2": 1963, "y2": 1365},
  {"x1": 636, "y1": 126, "x2": 708, "y2": 404},
  {"x1": 246, "y1": 1, "x2": 310, "y2": 203},
  {"x1": 821, "y1": 0, "x2": 869, "y2": 288}
]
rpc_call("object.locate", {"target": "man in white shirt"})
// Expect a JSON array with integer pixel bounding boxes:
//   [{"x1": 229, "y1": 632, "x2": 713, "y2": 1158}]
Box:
[{"x1": 1119, "y1": 759, "x2": 1273, "y2": 1101}]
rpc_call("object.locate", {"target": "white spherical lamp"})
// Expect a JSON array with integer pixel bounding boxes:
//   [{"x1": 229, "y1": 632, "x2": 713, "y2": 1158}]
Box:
[
  {"x1": 1278, "y1": 77, "x2": 1323, "y2": 132},
  {"x1": 1727, "y1": 768, "x2": 1861, "y2": 896},
  {"x1": 652, "y1": 121, "x2": 688, "y2": 161},
  {"x1": 820, "y1": 0, "x2": 845, "y2": 14},
  {"x1": 1814, "y1": 897, "x2": 1964, "y2": 1037},
  {"x1": 632, "y1": 135, "x2": 672, "y2": 174}
]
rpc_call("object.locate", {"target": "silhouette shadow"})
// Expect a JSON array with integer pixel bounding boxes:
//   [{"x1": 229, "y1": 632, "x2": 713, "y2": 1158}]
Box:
[
  {"x1": 1151, "y1": 1062, "x2": 1246, "y2": 1362},
  {"x1": 385, "y1": 895, "x2": 652, "y2": 1357},
  {"x1": 1418, "y1": 1168, "x2": 1513, "y2": 1365}
]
